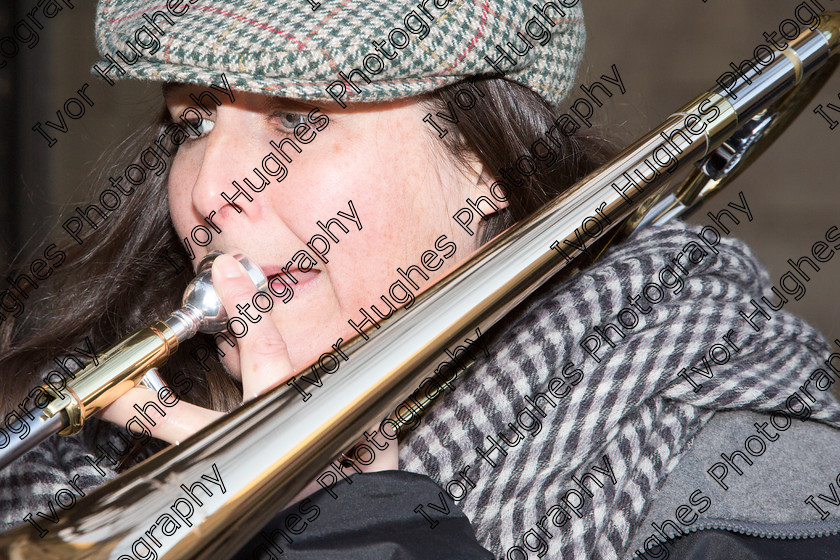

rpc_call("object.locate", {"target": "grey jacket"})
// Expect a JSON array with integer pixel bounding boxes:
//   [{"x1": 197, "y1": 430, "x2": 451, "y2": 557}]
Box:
[{"x1": 628, "y1": 408, "x2": 840, "y2": 558}]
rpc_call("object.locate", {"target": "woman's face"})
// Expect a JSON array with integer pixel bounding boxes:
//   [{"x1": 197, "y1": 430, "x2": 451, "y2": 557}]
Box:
[{"x1": 165, "y1": 87, "x2": 491, "y2": 379}]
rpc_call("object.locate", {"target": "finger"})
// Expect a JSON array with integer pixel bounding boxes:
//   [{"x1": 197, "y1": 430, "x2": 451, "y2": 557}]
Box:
[
  {"x1": 98, "y1": 387, "x2": 222, "y2": 445},
  {"x1": 370, "y1": 440, "x2": 399, "y2": 471},
  {"x1": 212, "y1": 253, "x2": 295, "y2": 400},
  {"x1": 288, "y1": 428, "x2": 399, "y2": 505},
  {"x1": 349, "y1": 424, "x2": 399, "y2": 472},
  {"x1": 355, "y1": 441, "x2": 398, "y2": 472}
]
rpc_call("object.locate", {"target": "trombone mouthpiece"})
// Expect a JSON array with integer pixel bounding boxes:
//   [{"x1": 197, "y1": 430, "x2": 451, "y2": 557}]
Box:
[{"x1": 166, "y1": 252, "x2": 269, "y2": 341}]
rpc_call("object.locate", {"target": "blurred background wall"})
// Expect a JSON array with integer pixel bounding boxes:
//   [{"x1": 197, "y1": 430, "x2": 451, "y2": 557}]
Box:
[{"x1": 1, "y1": 0, "x2": 839, "y2": 338}]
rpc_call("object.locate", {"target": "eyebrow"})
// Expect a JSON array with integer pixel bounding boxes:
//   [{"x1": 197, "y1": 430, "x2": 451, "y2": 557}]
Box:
[{"x1": 264, "y1": 96, "x2": 316, "y2": 113}]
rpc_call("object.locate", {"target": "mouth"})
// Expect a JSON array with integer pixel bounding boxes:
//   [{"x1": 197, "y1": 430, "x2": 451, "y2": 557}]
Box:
[{"x1": 262, "y1": 265, "x2": 322, "y2": 291}]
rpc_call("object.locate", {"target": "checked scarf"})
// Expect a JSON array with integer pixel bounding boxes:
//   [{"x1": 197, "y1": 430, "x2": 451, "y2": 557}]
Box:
[{"x1": 400, "y1": 220, "x2": 840, "y2": 558}]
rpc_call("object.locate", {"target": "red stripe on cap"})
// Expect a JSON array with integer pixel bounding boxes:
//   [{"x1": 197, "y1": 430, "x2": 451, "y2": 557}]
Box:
[{"x1": 444, "y1": 0, "x2": 491, "y2": 73}]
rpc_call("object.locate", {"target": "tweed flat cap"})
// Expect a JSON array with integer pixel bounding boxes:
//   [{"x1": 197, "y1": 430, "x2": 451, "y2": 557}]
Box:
[{"x1": 93, "y1": 0, "x2": 585, "y2": 107}]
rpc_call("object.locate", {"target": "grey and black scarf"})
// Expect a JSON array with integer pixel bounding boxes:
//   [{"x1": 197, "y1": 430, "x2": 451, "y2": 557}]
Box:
[{"x1": 401, "y1": 220, "x2": 840, "y2": 558}]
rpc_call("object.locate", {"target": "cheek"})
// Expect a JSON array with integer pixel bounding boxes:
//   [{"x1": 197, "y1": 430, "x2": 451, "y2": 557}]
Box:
[{"x1": 306, "y1": 124, "x2": 472, "y2": 315}]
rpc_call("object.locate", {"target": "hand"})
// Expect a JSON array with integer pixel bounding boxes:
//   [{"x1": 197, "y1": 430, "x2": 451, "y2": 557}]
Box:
[
  {"x1": 99, "y1": 252, "x2": 397, "y2": 490},
  {"x1": 99, "y1": 252, "x2": 290, "y2": 441}
]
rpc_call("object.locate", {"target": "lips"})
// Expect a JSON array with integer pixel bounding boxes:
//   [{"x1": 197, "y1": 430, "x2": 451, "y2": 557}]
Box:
[{"x1": 262, "y1": 265, "x2": 321, "y2": 290}]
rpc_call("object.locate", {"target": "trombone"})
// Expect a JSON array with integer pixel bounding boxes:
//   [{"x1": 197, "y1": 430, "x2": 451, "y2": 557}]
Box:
[{"x1": 0, "y1": 13, "x2": 838, "y2": 559}]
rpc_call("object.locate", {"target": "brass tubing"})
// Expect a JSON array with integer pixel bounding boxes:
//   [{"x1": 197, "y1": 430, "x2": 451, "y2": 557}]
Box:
[{"x1": 42, "y1": 322, "x2": 180, "y2": 435}]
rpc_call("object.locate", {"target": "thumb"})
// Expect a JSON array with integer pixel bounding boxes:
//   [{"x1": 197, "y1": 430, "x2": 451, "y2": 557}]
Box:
[{"x1": 98, "y1": 387, "x2": 223, "y2": 445}]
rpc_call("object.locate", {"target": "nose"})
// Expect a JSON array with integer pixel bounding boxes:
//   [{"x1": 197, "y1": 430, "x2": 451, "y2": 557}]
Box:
[{"x1": 188, "y1": 116, "x2": 264, "y2": 222}]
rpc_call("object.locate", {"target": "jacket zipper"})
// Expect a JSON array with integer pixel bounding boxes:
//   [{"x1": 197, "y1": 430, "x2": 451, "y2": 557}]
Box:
[{"x1": 680, "y1": 517, "x2": 840, "y2": 540}]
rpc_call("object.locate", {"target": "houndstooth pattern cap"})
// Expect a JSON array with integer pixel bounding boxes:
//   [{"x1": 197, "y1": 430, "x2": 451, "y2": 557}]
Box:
[{"x1": 93, "y1": 0, "x2": 586, "y2": 107}]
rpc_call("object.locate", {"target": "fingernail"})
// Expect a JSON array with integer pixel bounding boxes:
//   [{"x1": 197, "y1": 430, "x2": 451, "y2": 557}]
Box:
[{"x1": 215, "y1": 254, "x2": 243, "y2": 279}]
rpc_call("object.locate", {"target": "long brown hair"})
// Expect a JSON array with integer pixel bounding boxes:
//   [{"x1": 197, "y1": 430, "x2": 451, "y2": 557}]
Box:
[
  {"x1": 0, "y1": 77, "x2": 615, "y2": 436},
  {"x1": 424, "y1": 77, "x2": 615, "y2": 243}
]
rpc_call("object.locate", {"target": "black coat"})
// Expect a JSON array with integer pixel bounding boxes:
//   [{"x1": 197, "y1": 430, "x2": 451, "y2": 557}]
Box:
[{"x1": 235, "y1": 471, "x2": 840, "y2": 559}]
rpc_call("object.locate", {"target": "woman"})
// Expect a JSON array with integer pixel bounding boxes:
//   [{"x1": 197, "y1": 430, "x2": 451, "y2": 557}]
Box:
[{"x1": 2, "y1": 0, "x2": 840, "y2": 558}]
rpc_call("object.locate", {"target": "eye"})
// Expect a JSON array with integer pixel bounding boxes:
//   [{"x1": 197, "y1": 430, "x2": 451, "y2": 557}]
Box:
[
  {"x1": 184, "y1": 118, "x2": 215, "y2": 140},
  {"x1": 275, "y1": 112, "x2": 307, "y2": 131}
]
